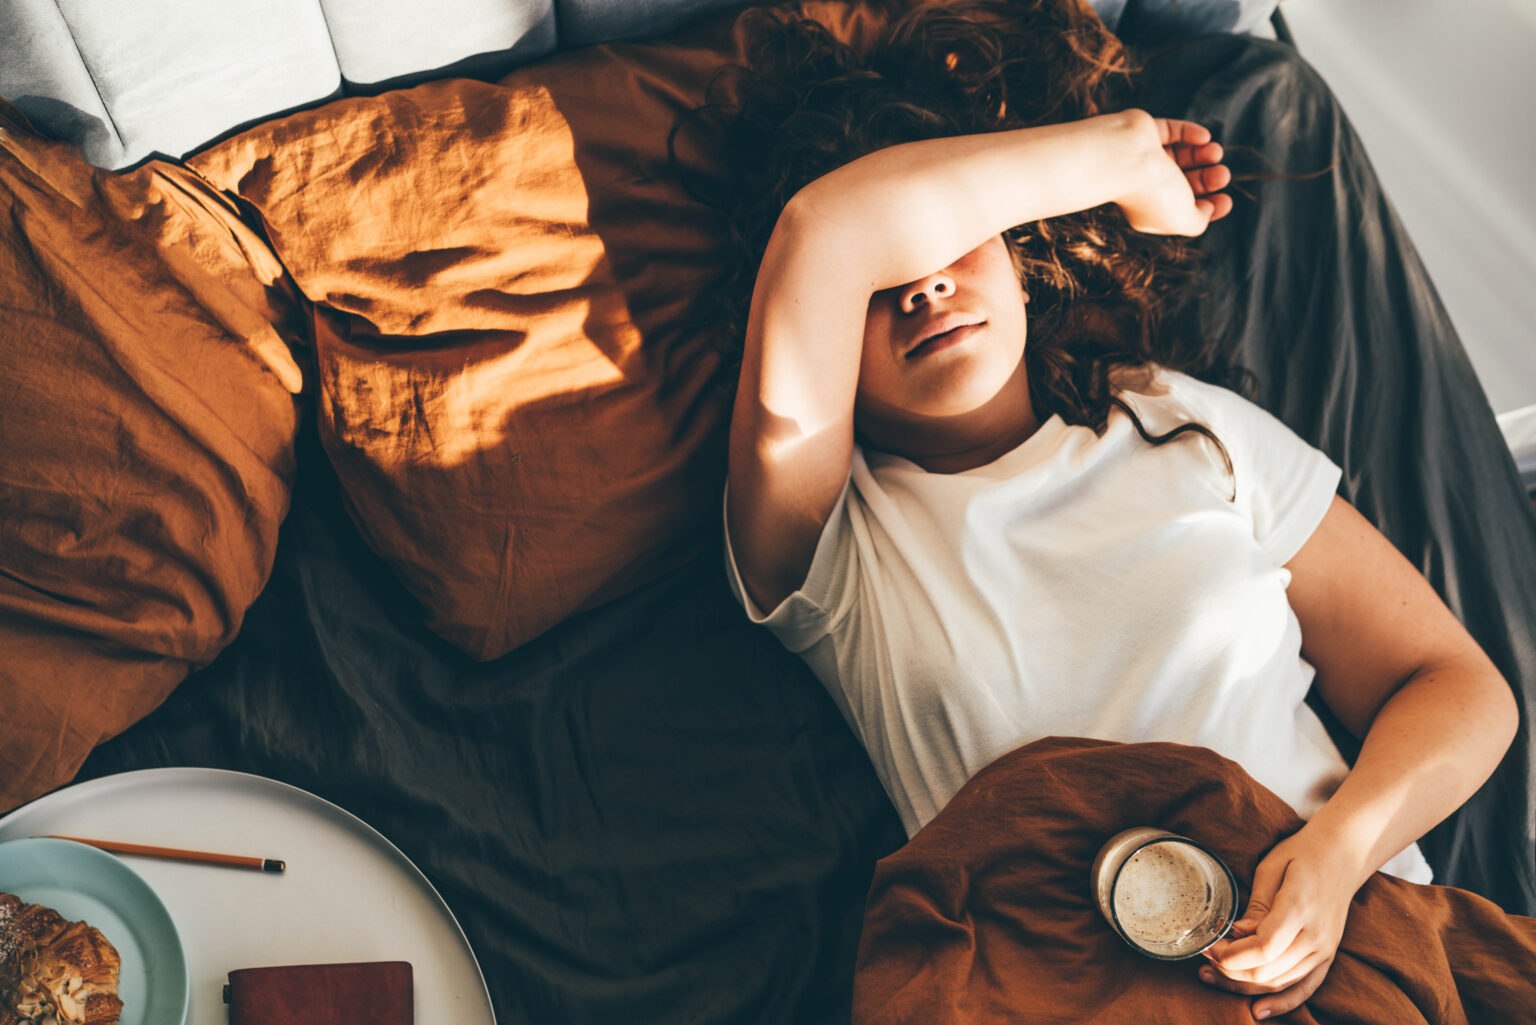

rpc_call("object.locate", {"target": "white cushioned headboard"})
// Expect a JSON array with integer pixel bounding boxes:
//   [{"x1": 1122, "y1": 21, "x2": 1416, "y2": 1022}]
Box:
[
  {"x1": 0, "y1": 0, "x2": 1277, "y2": 170},
  {"x1": 8, "y1": 0, "x2": 330, "y2": 169},
  {"x1": 0, "y1": 0, "x2": 565, "y2": 169}
]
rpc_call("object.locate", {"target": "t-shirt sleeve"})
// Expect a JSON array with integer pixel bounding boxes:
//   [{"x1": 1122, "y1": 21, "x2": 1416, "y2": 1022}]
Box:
[
  {"x1": 722, "y1": 478, "x2": 858, "y2": 652},
  {"x1": 1172, "y1": 373, "x2": 1343, "y2": 566}
]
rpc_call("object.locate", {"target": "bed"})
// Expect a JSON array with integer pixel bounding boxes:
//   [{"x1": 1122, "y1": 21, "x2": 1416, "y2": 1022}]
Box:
[{"x1": 2, "y1": 0, "x2": 1533, "y2": 1021}]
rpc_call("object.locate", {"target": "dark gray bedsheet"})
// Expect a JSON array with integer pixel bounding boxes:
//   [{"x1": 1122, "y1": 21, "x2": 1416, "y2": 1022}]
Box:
[{"x1": 78, "y1": 31, "x2": 1536, "y2": 1024}]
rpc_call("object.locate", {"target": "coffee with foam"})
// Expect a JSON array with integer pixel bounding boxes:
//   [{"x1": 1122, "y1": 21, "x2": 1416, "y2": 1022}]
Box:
[
  {"x1": 1092, "y1": 828, "x2": 1237, "y2": 960},
  {"x1": 1113, "y1": 843, "x2": 1221, "y2": 948}
]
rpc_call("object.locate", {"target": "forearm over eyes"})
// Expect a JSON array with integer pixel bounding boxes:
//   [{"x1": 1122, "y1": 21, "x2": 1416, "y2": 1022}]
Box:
[
  {"x1": 780, "y1": 108, "x2": 1158, "y2": 295},
  {"x1": 742, "y1": 108, "x2": 1158, "y2": 438}
]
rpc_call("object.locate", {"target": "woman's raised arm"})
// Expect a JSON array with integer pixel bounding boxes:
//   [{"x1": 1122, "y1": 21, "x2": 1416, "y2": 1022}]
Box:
[{"x1": 728, "y1": 110, "x2": 1231, "y2": 611}]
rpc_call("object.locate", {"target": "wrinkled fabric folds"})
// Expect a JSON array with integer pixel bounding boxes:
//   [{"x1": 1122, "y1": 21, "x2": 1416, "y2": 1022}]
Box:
[
  {"x1": 0, "y1": 99, "x2": 304, "y2": 810},
  {"x1": 853, "y1": 738, "x2": 1536, "y2": 1025}
]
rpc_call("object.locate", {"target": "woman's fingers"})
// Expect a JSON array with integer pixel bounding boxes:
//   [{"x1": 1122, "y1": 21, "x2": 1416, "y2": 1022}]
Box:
[
  {"x1": 1251, "y1": 959, "x2": 1332, "y2": 1020},
  {"x1": 1198, "y1": 949, "x2": 1328, "y2": 996},
  {"x1": 1119, "y1": 117, "x2": 1231, "y2": 235},
  {"x1": 1197, "y1": 193, "x2": 1234, "y2": 222},
  {"x1": 1208, "y1": 898, "x2": 1303, "y2": 975},
  {"x1": 1170, "y1": 140, "x2": 1223, "y2": 170},
  {"x1": 1197, "y1": 838, "x2": 1350, "y2": 1017},
  {"x1": 1186, "y1": 163, "x2": 1231, "y2": 197},
  {"x1": 1156, "y1": 116, "x2": 1213, "y2": 148},
  {"x1": 1209, "y1": 918, "x2": 1305, "y2": 974},
  {"x1": 1165, "y1": 134, "x2": 1230, "y2": 223},
  {"x1": 1212, "y1": 849, "x2": 1290, "y2": 960},
  {"x1": 1209, "y1": 929, "x2": 1318, "y2": 987},
  {"x1": 1198, "y1": 956, "x2": 1333, "y2": 1021}
]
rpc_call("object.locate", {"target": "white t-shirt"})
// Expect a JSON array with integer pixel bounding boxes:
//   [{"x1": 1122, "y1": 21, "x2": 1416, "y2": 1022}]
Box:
[{"x1": 725, "y1": 369, "x2": 1432, "y2": 883}]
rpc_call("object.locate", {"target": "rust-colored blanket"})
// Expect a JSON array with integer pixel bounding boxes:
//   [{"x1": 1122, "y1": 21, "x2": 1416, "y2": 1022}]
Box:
[
  {"x1": 0, "y1": 100, "x2": 303, "y2": 810},
  {"x1": 853, "y1": 738, "x2": 1536, "y2": 1024}
]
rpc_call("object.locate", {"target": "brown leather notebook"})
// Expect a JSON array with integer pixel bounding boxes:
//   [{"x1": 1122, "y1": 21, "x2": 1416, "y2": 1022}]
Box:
[{"x1": 224, "y1": 961, "x2": 413, "y2": 1025}]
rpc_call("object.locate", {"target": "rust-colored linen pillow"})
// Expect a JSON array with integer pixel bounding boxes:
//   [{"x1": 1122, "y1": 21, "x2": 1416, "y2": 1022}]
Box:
[
  {"x1": 184, "y1": 0, "x2": 901, "y2": 660},
  {"x1": 0, "y1": 102, "x2": 304, "y2": 811}
]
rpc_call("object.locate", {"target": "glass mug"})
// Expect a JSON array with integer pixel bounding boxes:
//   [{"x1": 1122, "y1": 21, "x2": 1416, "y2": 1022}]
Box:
[{"x1": 1091, "y1": 827, "x2": 1239, "y2": 960}]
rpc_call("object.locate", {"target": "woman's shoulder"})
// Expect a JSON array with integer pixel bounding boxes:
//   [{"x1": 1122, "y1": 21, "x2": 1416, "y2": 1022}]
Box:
[
  {"x1": 1119, "y1": 364, "x2": 1272, "y2": 420},
  {"x1": 1114, "y1": 364, "x2": 1232, "y2": 422}
]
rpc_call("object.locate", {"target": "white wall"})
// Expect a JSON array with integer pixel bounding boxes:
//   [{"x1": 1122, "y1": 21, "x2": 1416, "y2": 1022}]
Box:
[{"x1": 1278, "y1": 0, "x2": 1536, "y2": 416}]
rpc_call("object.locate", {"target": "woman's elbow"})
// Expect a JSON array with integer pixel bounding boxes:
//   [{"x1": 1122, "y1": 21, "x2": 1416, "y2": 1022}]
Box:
[
  {"x1": 1464, "y1": 653, "x2": 1522, "y2": 760},
  {"x1": 1490, "y1": 668, "x2": 1522, "y2": 755}
]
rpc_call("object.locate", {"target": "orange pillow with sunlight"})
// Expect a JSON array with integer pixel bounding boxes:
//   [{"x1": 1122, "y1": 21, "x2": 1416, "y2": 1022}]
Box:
[{"x1": 186, "y1": 2, "x2": 897, "y2": 659}]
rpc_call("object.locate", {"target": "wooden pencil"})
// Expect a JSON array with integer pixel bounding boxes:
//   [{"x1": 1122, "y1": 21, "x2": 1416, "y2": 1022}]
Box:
[{"x1": 46, "y1": 835, "x2": 286, "y2": 873}]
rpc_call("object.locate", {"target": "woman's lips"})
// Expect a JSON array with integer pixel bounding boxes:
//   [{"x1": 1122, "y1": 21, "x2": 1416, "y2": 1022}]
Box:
[{"x1": 905, "y1": 321, "x2": 983, "y2": 359}]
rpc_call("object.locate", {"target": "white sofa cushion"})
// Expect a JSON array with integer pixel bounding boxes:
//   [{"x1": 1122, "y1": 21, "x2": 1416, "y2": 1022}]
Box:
[
  {"x1": 321, "y1": 0, "x2": 556, "y2": 88},
  {"x1": 0, "y1": 0, "x2": 556, "y2": 168},
  {"x1": 0, "y1": 0, "x2": 120, "y2": 162},
  {"x1": 3, "y1": 0, "x2": 344, "y2": 168}
]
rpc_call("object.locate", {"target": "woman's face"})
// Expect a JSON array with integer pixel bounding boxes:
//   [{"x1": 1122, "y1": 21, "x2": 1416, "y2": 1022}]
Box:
[{"x1": 854, "y1": 235, "x2": 1030, "y2": 443}]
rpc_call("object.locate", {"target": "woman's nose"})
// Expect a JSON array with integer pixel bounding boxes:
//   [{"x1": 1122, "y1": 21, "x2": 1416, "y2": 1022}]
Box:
[{"x1": 898, "y1": 271, "x2": 956, "y2": 314}]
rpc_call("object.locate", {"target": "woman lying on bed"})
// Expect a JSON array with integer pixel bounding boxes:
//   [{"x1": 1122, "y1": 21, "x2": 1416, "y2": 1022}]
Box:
[{"x1": 705, "y1": 1, "x2": 1524, "y2": 1019}]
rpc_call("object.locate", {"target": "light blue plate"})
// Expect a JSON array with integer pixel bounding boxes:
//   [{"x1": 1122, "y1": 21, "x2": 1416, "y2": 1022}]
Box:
[{"x1": 0, "y1": 837, "x2": 188, "y2": 1025}]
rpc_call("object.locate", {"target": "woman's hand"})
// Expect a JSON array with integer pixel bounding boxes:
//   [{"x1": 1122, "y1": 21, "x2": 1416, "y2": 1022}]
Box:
[
  {"x1": 1114, "y1": 114, "x2": 1233, "y2": 236},
  {"x1": 1197, "y1": 830, "x2": 1356, "y2": 1020}
]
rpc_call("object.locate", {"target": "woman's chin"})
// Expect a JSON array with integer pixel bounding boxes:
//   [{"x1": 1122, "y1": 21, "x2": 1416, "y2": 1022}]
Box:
[{"x1": 913, "y1": 367, "x2": 1024, "y2": 419}]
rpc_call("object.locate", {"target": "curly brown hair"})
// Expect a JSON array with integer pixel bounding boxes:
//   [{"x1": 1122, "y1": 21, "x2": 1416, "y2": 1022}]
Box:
[{"x1": 673, "y1": 0, "x2": 1249, "y2": 472}]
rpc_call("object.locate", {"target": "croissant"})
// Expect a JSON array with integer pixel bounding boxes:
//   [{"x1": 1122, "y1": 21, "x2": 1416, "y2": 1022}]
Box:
[{"x1": 0, "y1": 894, "x2": 122, "y2": 1025}]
